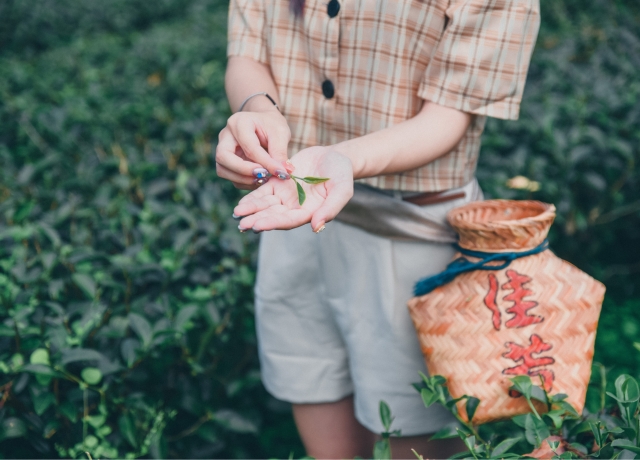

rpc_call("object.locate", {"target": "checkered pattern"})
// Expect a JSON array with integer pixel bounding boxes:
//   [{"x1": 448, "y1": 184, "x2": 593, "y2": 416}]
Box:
[{"x1": 228, "y1": 0, "x2": 540, "y2": 192}]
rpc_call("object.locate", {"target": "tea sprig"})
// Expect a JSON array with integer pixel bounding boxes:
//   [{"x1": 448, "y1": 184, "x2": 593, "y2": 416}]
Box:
[{"x1": 290, "y1": 175, "x2": 330, "y2": 205}]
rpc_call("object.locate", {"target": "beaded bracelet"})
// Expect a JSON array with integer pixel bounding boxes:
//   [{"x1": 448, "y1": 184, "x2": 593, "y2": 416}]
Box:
[{"x1": 238, "y1": 92, "x2": 280, "y2": 112}]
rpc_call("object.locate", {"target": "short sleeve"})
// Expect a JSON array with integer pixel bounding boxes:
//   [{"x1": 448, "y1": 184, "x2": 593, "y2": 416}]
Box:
[
  {"x1": 227, "y1": 0, "x2": 268, "y2": 64},
  {"x1": 418, "y1": 0, "x2": 540, "y2": 120}
]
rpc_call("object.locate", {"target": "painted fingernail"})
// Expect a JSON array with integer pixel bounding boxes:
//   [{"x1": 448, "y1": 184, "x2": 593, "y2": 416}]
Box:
[
  {"x1": 252, "y1": 177, "x2": 268, "y2": 186},
  {"x1": 275, "y1": 169, "x2": 290, "y2": 180},
  {"x1": 285, "y1": 160, "x2": 295, "y2": 173},
  {"x1": 238, "y1": 225, "x2": 247, "y2": 233},
  {"x1": 314, "y1": 224, "x2": 326, "y2": 234},
  {"x1": 232, "y1": 213, "x2": 242, "y2": 220},
  {"x1": 252, "y1": 168, "x2": 269, "y2": 179}
]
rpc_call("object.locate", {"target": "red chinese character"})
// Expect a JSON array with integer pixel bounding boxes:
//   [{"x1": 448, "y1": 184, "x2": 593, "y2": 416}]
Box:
[
  {"x1": 502, "y1": 270, "x2": 543, "y2": 328},
  {"x1": 503, "y1": 334, "x2": 555, "y2": 392},
  {"x1": 483, "y1": 274, "x2": 502, "y2": 330}
]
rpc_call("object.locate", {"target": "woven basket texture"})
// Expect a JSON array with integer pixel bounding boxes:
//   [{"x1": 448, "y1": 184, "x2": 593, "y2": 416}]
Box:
[{"x1": 407, "y1": 200, "x2": 606, "y2": 424}]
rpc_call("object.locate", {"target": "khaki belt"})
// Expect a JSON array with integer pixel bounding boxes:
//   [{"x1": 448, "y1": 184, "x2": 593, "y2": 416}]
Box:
[{"x1": 402, "y1": 190, "x2": 467, "y2": 206}]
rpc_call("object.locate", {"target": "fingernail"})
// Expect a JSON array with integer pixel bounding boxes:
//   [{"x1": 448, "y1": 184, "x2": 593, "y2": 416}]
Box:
[
  {"x1": 314, "y1": 224, "x2": 326, "y2": 234},
  {"x1": 252, "y1": 228, "x2": 263, "y2": 234},
  {"x1": 252, "y1": 168, "x2": 269, "y2": 179},
  {"x1": 252, "y1": 177, "x2": 268, "y2": 186},
  {"x1": 285, "y1": 160, "x2": 295, "y2": 173},
  {"x1": 275, "y1": 169, "x2": 290, "y2": 180},
  {"x1": 232, "y1": 213, "x2": 242, "y2": 220},
  {"x1": 238, "y1": 225, "x2": 247, "y2": 233}
]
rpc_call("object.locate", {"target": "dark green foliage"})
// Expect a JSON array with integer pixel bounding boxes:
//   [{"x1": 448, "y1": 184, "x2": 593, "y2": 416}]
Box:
[
  {"x1": 0, "y1": 1, "x2": 303, "y2": 458},
  {"x1": 0, "y1": 0, "x2": 638, "y2": 458},
  {"x1": 408, "y1": 372, "x2": 640, "y2": 459}
]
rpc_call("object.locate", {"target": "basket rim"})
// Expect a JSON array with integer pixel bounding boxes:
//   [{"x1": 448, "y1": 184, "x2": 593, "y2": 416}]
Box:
[{"x1": 447, "y1": 199, "x2": 556, "y2": 231}]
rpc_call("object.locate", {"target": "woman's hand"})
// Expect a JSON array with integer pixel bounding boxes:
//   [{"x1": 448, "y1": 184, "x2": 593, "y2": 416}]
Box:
[
  {"x1": 233, "y1": 146, "x2": 354, "y2": 232},
  {"x1": 215, "y1": 108, "x2": 292, "y2": 190}
]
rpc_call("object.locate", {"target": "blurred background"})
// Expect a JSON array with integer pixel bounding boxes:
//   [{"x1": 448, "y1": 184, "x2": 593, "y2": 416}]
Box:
[{"x1": 0, "y1": 0, "x2": 638, "y2": 457}]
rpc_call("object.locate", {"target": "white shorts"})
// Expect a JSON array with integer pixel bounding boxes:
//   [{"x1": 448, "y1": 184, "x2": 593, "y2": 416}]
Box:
[{"x1": 254, "y1": 183, "x2": 478, "y2": 436}]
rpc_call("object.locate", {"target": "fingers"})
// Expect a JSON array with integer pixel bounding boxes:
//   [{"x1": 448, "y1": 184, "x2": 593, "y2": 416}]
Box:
[
  {"x1": 234, "y1": 194, "x2": 282, "y2": 216},
  {"x1": 310, "y1": 181, "x2": 354, "y2": 232},
  {"x1": 242, "y1": 207, "x2": 313, "y2": 232},
  {"x1": 215, "y1": 129, "x2": 263, "y2": 178},
  {"x1": 216, "y1": 162, "x2": 255, "y2": 186},
  {"x1": 231, "y1": 115, "x2": 291, "y2": 178}
]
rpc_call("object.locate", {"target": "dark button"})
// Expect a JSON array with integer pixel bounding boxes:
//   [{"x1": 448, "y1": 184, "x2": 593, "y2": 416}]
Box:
[
  {"x1": 322, "y1": 80, "x2": 335, "y2": 99},
  {"x1": 327, "y1": 0, "x2": 340, "y2": 18}
]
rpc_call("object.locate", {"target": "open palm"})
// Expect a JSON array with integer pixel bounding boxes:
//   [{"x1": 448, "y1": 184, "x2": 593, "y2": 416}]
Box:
[{"x1": 234, "y1": 146, "x2": 354, "y2": 232}]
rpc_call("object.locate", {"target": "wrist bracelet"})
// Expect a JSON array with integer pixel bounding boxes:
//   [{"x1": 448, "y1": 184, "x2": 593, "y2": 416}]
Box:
[{"x1": 238, "y1": 92, "x2": 280, "y2": 112}]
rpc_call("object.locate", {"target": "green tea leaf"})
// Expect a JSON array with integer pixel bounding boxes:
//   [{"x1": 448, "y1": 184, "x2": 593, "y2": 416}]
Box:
[
  {"x1": 429, "y1": 425, "x2": 459, "y2": 440},
  {"x1": 296, "y1": 180, "x2": 306, "y2": 205},
  {"x1": 611, "y1": 439, "x2": 640, "y2": 454},
  {"x1": 300, "y1": 176, "x2": 329, "y2": 184},
  {"x1": 129, "y1": 313, "x2": 153, "y2": 348},
  {"x1": 379, "y1": 400, "x2": 393, "y2": 431},
  {"x1": 33, "y1": 393, "x2": 55, "y2": 415},
  {"x1": 544, "y1": 409, "x2": 565, "y2": 430},
  {"x1": 119, "y1": 414, "x2": 137, "y2": 449},
  {"x1": 30, "y1": 348, "x2": 50, "y2": 366},
  {"x1": 465, "y1": 396, "x2": 480, "y2": 421},
  {"x1": 0, "y1": 417, "x2": 27, "y2": 441},
  {"x1": 373, "y1": 439, "x2": 391, "y2": 460},
  {"x1": 72, "y1": 273, "x2": 96, "y2": 298},
  {"x1": 524, "y1": 413, "x2": 550, "y2": 447},
  {"x1": 491, "y1": 437, "x2": 521, "y2": 457},
  {"x1": 421, "y1": 388, "x2": 439, "y2": 408},
  {"x1": 81, "y1": 367, "x2": 102, "y2": 385}
]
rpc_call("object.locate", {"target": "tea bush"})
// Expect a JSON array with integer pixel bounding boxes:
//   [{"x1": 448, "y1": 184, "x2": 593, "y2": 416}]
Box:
[{"x1": 0, "y1": 0, "x2": 639, "y2": 458}]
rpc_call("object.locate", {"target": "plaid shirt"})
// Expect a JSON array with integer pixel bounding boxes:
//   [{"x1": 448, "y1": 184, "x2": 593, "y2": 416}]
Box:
[{"x1": 228, "y1": 0, "x2": 540, "y2": 192}]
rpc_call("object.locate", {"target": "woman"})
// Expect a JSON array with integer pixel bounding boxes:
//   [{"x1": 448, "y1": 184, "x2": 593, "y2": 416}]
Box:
[{"x1": 215, "y1": 0, "x2": 540, "y2": 457}]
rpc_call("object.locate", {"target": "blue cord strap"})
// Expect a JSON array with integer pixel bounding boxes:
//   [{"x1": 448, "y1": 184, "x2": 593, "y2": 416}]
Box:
[{"x1": 413, "y1": 239, "x2": 549, "y2": 297}]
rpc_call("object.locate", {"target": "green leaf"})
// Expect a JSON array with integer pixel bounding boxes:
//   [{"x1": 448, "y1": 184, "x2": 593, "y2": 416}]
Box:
[
  {"x1": 429, "y1": 425, "x2": 460, "y2": 440},
  {"x1": 60, "y1": 348, "x2": 108, "y2": 364},
  {"x1": 491, "y1": 437, "x2": 521, "y2": 457},
  {"x1": 33, "y1": 393, "x2": 55, "y2": 415},
  {"x1": 544, "y1": 409, "x2": 565, "y2": 430},
  {"x1": 0, "y1": 417, "x2": 27, "y2": 441},
  {"x1": 300, "y1": 176, "x2": 330, "y2": 184},
  {"x1": 611, "y1": 439, "x2": 640, "y2": 454},
  {"x1": 509, "y1": 375, "x2": 533, "y2": 398},
  {"x1": 548, "y1": 439, "x2": 560, "y2": 451},
  {"x1": 373, "y1": 439, "x2": 391, "y2": 460},
  {"x1": 119, "y1": 414, "x2": 137, "y2": 448},
  {"x1": 30, "y1": 348, "x2": 50, "y2": 366},
  {"x1": 21, "y1": 364, "x2": 58, "y2": 376},
  {"x1": 379, "y1": 400, "x2": 393, "y2": 431},
  {"x1": 421, "y1": 388, "x2": 439, "y2": 408},
  {"x1": 72, "y1": 273, "x2": 96, "y2": 298},
  {"x1": 214, "y1": 409, "x2": 259, "y2": 434},
  {"x1": 524, "y1": 413, "x2": 550, "y2": 447},
  {"x1": 465, "y1": 396, "x2": 480, "y2": 421},
  {"x1": 174, "y1": 304, "x2": 199, "y2": 332},
  {"x1": 590, "y1": 421, "x2": 604, "y2": 448},
  {"x1": 84, "y1": 434, "x2": 99, "y2": 448},
  {"x1": 81, "y1": 367, "x2": 102, "y2": 385},
  {"x1": 462, "y1": 435, "x2": 476, "y2": 453},
  {"x1": 129, "y1": 313, "x2": 153, "y2": 347},
  {"x1": 296, "y1": 180, "x2": 306, "y2": 205},
  {"x1": 531, "y1": 385, "x2": 548, "y2": 404}
]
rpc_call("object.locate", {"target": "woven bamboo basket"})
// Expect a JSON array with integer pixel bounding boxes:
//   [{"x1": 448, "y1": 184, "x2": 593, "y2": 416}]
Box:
[{"x1": 407, "y1": 200, "x2": 606, "y2": 424}]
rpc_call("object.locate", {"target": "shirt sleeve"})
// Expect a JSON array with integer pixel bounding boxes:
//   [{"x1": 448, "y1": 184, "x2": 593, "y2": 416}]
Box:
[
  {"x1": 418, "y1": 0, "x2": 540, "y2": 120},
  {"x1": 227, "y1": 0, "x2": 268, "y2": 64}
]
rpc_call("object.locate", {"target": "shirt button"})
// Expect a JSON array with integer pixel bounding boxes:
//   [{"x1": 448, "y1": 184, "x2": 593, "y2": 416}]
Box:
[
  {"x1": 327, "y1": 0, "x2": 340, "y2": 18},
  {"x1": 322, "y1": 80, "x2": 335, "y2": 99}
]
